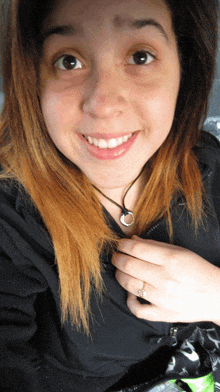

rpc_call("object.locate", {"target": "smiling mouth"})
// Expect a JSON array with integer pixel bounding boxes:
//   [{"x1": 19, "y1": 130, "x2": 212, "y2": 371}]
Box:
[{"x1": 83, "y1": 133, "x2": 134, "y2": 149}]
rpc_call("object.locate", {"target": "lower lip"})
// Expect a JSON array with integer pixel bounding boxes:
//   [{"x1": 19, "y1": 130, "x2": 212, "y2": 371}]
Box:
[{"x1": 79, "y1": 132, "x2": 139, "y2": 160}]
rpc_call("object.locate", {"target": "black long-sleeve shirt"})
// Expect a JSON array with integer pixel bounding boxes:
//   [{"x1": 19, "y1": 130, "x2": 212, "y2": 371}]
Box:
[{"x1": 1, "y1": 132, "x2": 220, "y2": 391}]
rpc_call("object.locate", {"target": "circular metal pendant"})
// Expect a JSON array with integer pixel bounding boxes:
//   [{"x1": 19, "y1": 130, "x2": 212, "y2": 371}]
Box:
[{"x1": 120, "y1": 211, "x2": 134, "y2": 227}]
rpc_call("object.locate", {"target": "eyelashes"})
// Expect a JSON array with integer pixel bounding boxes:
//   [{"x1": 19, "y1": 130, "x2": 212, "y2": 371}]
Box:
[
  {"x1": 56, "y1": 55, "x2": 84, "y2": 70},
  {"x1": 53, "y1": 49, "x2": 156, "y2": 72},
  {"x1": 128, "y1": 50, "x2": 155, "y2": 66}
]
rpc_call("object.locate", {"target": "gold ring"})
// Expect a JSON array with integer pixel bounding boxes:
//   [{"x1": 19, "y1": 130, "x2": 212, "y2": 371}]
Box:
[{"x1": 138, "y1": 282, "x2": 147, "y2": 298}]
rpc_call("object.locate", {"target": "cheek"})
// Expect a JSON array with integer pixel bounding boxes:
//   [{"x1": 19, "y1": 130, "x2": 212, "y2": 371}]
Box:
[
  {"x1": 40, "y1": 89, "x2": 81, "y2": 159},
  {"x1": 135, "y1": 91, "x2": 176, "y2": 134},
  {"x1": 41, "y1": 88, "x2": 82, "y2": 136},
  {"x1": 135, "y1": 74, "x2": 180, "y2": 134}
]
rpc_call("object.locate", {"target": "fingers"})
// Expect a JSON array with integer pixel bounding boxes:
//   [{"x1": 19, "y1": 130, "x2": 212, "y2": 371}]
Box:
[
  {"x1": 112, "y1": 251, "x2": 162, "y2": 287},
  {"x1": 113, "y1": 237, "x2": 220, "y2": 324},
  {"x1": 117, "y1": 237, "x2": 178, "y2": 266},
  {"x1": 127, "y1": 293, "x2": 179, "y2": 323},
  {"x1": 115, "y1": 267, "x2": 158, "y2": 301},
  {"x1": 127, "y1": 293, "x2": 162, "y2": 321}
]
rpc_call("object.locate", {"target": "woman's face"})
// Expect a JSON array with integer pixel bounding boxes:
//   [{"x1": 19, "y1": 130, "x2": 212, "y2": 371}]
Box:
[{"x1": 40, "y1": 0, "x2": 181, "y2": 190}]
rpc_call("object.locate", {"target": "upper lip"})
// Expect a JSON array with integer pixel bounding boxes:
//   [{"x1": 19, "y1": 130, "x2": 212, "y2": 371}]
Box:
[{"x1": 81, "y1": 131, "x2": 137, "y2": 140}]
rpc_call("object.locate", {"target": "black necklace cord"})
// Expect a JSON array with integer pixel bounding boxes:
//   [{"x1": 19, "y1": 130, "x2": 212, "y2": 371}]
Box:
[
  {"x1": 92, "y1": 165, "x2": 146, "y2": 227},
  {"x1": 121, "y1": 166, "x2": 145, "y2": 213},
  {"x1": 92, "y1": 185, "x2": 124, "y2": 212}
]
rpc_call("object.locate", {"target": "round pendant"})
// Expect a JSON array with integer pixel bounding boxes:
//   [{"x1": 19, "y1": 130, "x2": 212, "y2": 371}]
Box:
[{"x1": 120, "y1": 211, "x2": 134, "y2": 227}]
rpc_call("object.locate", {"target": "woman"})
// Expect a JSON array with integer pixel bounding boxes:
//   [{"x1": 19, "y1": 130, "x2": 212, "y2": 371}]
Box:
[{"x1": 0, "y1": 0, "x2": 220, "y2": 390}]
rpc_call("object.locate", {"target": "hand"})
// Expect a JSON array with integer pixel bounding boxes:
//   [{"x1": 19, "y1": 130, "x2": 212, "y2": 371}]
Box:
[{"x1": 112, "y1": 236, "x2": 220, "y2": 324}]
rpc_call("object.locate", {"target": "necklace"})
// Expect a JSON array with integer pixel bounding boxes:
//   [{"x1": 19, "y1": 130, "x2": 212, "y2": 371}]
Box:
[{"x1": 92, "y1": 167, "x2": 145, "y2": 227}]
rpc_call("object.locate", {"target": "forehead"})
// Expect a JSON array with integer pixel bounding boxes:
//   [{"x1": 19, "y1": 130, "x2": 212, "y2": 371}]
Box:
[{"x1": 45, "y1": 0, "x2": 172, "y2": 33}]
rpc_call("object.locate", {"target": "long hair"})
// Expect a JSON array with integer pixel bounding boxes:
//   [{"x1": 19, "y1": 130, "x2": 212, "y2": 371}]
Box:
[{"x1": 0, "y1": 0, "x2": 219, "y2": 333}]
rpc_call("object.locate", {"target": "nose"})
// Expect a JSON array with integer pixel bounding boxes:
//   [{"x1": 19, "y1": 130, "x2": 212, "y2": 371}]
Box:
[{"x1": 82, "y1": 68, "x2": 127, "y2": 119}]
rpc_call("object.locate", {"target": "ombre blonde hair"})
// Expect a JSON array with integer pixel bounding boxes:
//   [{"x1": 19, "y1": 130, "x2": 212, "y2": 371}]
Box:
[{"x1": 0, "y1": 0, "x2": 219, "y2": 334}]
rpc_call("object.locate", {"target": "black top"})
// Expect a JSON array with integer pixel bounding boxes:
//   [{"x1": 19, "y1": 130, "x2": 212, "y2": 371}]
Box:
[{"x1": 1, "y1": 131, "x2": 220, "y2": 392}]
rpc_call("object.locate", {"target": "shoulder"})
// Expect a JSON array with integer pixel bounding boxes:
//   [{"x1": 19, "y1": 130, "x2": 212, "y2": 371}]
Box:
[
  {"x1": 0, "y1": 172, "x2": 54, "y2": 280},
  {"x1": 0, "y1": 175, "x2": 20, "y2": 208},
  {"x1": 196, "y1": 131, "x2": 220, "y2": 226},
  {"x1": 196, "y1": 131, "x2": 220, "y2": 168},
  {"x1": 0, "y1": 173, "x2": 48, "y2": 232},
  {"x1": 0, "y1": 173, "x2": 38, "y2": 216},
  {"x1": 199, "y1": 130, "x2": 220, "y2": 149}
]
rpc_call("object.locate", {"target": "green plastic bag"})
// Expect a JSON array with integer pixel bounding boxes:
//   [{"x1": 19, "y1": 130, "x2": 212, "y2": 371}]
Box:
[
  {"x1": 119, "y1": 372, "x2": 215, "y2": 392},
  {"x1": 178, "y1": 372, "x2": 214, "y2": 392}
]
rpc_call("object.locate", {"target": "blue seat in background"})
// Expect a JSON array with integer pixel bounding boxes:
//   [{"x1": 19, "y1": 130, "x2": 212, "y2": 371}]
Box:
[{"x1": 0, "y1": 92, "x2": 4, "y2": 112}]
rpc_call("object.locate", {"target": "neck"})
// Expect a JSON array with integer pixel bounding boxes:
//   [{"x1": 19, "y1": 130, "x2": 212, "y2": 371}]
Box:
[{"x1": 94, "y1": 177, "x2": 143, "y2": 236}]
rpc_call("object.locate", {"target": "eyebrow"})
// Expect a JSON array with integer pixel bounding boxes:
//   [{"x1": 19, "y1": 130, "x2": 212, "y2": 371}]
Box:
[{"x1": 42, "y1": 17, "x2": 169, "y2": 43}]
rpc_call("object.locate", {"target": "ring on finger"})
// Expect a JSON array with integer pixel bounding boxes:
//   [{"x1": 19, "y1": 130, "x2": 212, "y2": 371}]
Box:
[{"x1": 138, "y1": 281, "x2": 147, "y2": 299}]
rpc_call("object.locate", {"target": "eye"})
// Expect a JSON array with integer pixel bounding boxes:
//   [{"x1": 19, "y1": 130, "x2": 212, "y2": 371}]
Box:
[
  {"x1": 128, "y1": 50, "x2": 154, "y2": 66},
  {"x1": 56, "y1": 55, "x2": 83, "y2": 70}
]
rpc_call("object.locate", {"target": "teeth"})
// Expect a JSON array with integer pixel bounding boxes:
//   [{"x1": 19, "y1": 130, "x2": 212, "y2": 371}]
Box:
[
  {"x1": 122, "y1": 135, "x2": 129, "y2": 142},
  {"x1": 88, "y1": 136, "x2": 93, "y2": 144},
  {"x1": 99, "y1": 139, "x2": 108, "y2": 149},
  {"x1": 93, "y1": 138, "x2": 99, "y2": 147},
  {"x1": 84, "y1": 134, "x2": 133, "y2": 149},
  {"x1": 117, "y1": 137, "x2": 123, "y2": 146},
  {"x1": 108, "y1": 139, "x2": 118, "y2": 148}
]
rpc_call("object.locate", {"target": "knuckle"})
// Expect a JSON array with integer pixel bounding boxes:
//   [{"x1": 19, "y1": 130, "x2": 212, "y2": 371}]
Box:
[
  {"x1": 122, "y1": 258, "x2": 132, "y2": 273},
  {"x1": 166, "y1": 248, "x2": 183, "y2": 266},
  {"x1": 164, "y1": 247, "x2": 175, "y2": 260},
  {"x1": 123, "y1": 279, "x2": 131, "y2": 292},
  {"x1": 130, "y1": 241, "x2": 141, "y2": 255},
  {"x1": 115, "y1": 269, "x2": 120, "y2": 281}
]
